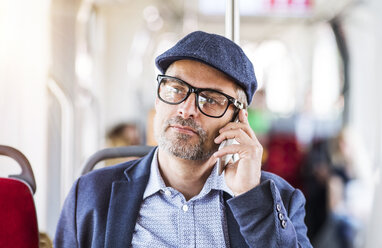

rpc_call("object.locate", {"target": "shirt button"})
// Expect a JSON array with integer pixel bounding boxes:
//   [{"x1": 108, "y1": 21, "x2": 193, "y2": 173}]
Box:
[
  {"x1": 182, "y1": 204, "x2": 189, "y2": 212},
  {"x1": 164, "y1": 190, "x2": 172, "y2": 196}
]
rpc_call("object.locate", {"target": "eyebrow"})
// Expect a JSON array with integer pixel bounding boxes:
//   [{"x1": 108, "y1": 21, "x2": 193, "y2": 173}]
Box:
[{"x1": 168, "y1": 74, "x2": 228, "y2": 94}]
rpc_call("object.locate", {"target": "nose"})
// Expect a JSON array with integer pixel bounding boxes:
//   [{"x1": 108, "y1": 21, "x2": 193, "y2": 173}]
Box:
[{"x1": 177, "y1": 93, "x2": 199, "y2": 119}]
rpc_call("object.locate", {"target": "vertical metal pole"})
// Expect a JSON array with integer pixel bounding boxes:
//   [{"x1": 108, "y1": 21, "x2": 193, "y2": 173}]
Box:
[
  {"x1": 47, "y1": 78, "x2": 74, "y2": 206},
  {"x1": 225, "y1": 0, "x2": 240, "y2": 44}
]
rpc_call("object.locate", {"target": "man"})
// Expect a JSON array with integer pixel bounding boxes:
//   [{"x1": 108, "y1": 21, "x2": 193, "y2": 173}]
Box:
[{"x1": 55, "y1": 31, "x2": 312, "y2": 247}]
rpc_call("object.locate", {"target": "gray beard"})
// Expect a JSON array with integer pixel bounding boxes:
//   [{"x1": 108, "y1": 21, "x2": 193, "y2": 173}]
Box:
[{"x1": 155, "y1": 116, "x2": 217, "y2": 161}]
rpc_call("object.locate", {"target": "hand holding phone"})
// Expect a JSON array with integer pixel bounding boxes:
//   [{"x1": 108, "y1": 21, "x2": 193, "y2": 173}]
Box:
[
  {"x1": 214, "y1": 109, "x2": 263, "y2": 195},
  {"x1": 216, "y1": 117, "x2": 240, "y2": 175}
]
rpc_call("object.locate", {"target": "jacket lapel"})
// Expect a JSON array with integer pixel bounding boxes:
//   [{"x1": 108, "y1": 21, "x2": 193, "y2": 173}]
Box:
[
  {"x1": 224, "y1": 192, "x2": 248, "y2": 248},
  {"x1": 104, "y1": 148, "x2": 156, "y2": 248}
]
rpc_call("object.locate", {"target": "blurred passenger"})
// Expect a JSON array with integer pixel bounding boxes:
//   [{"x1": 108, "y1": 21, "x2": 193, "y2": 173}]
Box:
[
  {"x1": 105, "y1": 122, "x2": 142, "y2": 165},
  {"x1": 39, "y1": 232, "x2": 53, "y2": 248},
  {"x1": 329, "y1": 128, "x2": 354, "y2": 181},
  {"x1": 303, "y1": 135, "x2": 358, "y2": 248},
  {"x1": 313, "y1": 172, "x2": 357, "y2": 248},
  {"x1": 302, "y1": 139, "x2": 331, "y2": 241},
  {"x1": 106, "y1": 122, "x2": 142, "y2": 147}
]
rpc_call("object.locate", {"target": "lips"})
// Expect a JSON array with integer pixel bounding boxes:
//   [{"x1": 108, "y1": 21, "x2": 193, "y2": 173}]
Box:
[{"x1": 170, "y1": 125, "x2": 198, "y2": 135}]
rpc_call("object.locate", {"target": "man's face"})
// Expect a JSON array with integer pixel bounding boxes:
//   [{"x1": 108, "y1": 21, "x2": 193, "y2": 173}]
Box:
[{"x1": 154, "y1": 59, "x2": 238, "y2": 161}]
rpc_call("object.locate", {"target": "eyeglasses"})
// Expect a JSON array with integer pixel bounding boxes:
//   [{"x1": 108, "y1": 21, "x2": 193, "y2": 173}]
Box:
[{"x1": 157, "y1": 75, "x2": 244, "y2": 118}]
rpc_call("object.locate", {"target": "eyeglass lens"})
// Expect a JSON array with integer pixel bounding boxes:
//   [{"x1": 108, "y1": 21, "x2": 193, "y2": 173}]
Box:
[{"x1": 158, "y1": 76, "x2": 230, "y2": 117}]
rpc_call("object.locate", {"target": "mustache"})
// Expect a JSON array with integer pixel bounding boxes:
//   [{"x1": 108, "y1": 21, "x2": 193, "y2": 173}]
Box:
[{"x1": 165, "y1": 116, "x2": 206, "y2": 137}]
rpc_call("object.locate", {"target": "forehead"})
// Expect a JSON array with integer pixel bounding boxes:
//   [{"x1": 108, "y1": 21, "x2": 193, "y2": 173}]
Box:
[{"x1": 165, "y1": 60, "x2": 238, "y2": 97}]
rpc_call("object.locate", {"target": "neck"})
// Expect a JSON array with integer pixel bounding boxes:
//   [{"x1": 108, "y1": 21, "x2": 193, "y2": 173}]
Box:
[{"x1": 157, "y1": 148, "x2": 215, "y2": 201}]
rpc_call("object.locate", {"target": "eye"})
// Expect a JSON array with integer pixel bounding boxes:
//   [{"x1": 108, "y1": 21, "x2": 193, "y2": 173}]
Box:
[
  {"x1": 163, "y1": 85, "x2": 182, "y2": 99},
  {"x1": 199, "y1": 95, "x2": 215, "y2": 105},
  {"x1": 168, "y1": 86, "x2": 182, "y2": 94},
  {"x1": 199, "y1": 91, "x2": 227, "y2": 106},
  {"x1": 159, "y1": 79, "x2": 189, "y2": 103},
  {"x1": 162, "y1": 79, "x2": 187, "y2": 94},
  {"x1": 206, "y1": 97, "x2": 217, "y2": 105}
]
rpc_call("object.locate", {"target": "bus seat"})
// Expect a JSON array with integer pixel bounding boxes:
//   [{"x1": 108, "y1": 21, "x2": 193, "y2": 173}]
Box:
[
  {"x1": 0, "y1": 145, "x2": 39, "y2": 248},
  {"x1": 264, "y1": 133, "x2": 304, "y2": 189},
  {"x1": 81, "y1": 145, "x2": 154, "y2": 175}
]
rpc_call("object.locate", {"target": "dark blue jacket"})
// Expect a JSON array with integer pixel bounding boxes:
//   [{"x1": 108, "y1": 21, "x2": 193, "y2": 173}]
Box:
[{"x1": 55, "y1": 147, "x2": 312, "y2": 247}]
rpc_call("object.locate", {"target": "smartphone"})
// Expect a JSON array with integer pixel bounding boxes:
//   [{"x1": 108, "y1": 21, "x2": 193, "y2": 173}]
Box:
[{"x1": 217, "y1": 116, "x2": 240, "y2": 175}]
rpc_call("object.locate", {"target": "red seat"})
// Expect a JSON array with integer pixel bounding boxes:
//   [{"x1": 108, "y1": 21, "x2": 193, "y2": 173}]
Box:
[
  {"x1": 264, "y1": 134, "x2": 304, "y2": 189},
  {"x1": 0, "y1": 145, "x2": 39, "y2": 248}
]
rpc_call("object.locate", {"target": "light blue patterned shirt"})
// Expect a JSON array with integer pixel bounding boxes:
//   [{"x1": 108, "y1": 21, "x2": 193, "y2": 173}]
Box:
[{"x1": 131, "y1": 148, "x2": 234, "y2": 247}]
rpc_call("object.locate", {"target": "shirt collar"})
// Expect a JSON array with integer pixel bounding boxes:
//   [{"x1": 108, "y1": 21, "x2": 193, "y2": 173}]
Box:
[
  {"x1": 143, "y1": 148, "x2": 234, "y2": 200},
  {"x1": 200, "y1": 161, "x2": 234, "y2": 198},
  {"x1": 143, "y1": 148, "x2": 167, "y2": 199}
]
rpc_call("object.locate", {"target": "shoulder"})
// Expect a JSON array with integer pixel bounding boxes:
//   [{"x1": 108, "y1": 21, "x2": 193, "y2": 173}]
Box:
[
  {"x1": 74, "y1": 146, "x2": 156, "y2": 193},
  {"x1": 69, "y1": 160, "x2": 139, "y2": 202},
  {"x1": 79, "y1": 159, "x2": 140, "y2": 186}
]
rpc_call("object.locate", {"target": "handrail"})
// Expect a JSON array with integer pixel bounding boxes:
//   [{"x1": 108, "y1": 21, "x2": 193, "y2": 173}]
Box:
[
  {"x1": 47, "y1": 77, "x2": 74, "y2": 205},
  {"x1": 0, "y1": 145, "x2": 36, "y2": 194},
  {"x1": 81, "y1": 146, "x2": 154, "y2": 175}
]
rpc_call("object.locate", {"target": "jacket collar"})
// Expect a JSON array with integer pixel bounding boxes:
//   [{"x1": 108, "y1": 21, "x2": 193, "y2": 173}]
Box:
[{"x1": 123, "y1": 147, "x2": 157, "y2": 181}]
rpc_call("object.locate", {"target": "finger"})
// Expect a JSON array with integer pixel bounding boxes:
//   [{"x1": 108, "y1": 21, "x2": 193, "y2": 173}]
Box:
[
  {"x1": 213, "y1": 143, "x2": 261, "y2": 159},
  {"x1": 213, "y1": 144, "x2": 243, "y2": 158},
  {"x1": 239, "y1": 109, "x2": 249, "y2": 124},
  {"x1": 214, "y1": 129, "x2": 252, "y2": 144},
  {"x1": 214, "y1": 142, "x2": 263, "y2": 161},
  {"x1": 219, "y1": 121, "x2": 255, "y2": 140},
  {"x1": 239, "y1": 109, "x2": 257, "y2": 138},
  {"x1": 220, "y1": 109, "x2": 248, "y2": 130},
  {"x1": 207, "y1": 153, "x2": 218, "y2": 166},
  {"x1": 224, "y1": 160, "x2": 239, "y2": 175},
  {"x1": 223, "y1": 162, "x2": 238, "y2": 179}
]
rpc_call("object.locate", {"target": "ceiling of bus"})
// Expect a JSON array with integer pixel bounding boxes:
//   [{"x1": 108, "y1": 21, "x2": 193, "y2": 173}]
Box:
[{"x1": 93, "y1": 0, "x2": 358, "y2": 22}]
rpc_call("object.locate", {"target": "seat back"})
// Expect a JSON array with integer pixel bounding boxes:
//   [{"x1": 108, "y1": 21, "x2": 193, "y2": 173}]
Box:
[
  {"x1": 0, "y1": 145, "x2": 39, "y2": 248},
  {"x1": 81, "y1": 145, "x2": 154, "y2": 175},
  {"x1": 264, "y1": 134, "x2": 304, "y2": 189}
]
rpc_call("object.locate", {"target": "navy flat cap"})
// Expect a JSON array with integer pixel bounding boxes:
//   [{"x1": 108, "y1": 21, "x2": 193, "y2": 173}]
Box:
[{"x1": 155, "y1": 31, "x2": 257, "y2": 104}]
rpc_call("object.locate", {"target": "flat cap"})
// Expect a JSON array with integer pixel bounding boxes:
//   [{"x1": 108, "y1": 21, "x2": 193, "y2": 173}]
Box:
[{"x1": 155, "y1": 31, "x2": 257, "y2": 104}]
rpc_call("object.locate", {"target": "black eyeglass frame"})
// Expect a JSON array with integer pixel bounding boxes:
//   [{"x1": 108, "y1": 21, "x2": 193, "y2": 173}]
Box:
[{"x1": 157, "y1": 74, "x2": 244, "y2": 118}]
